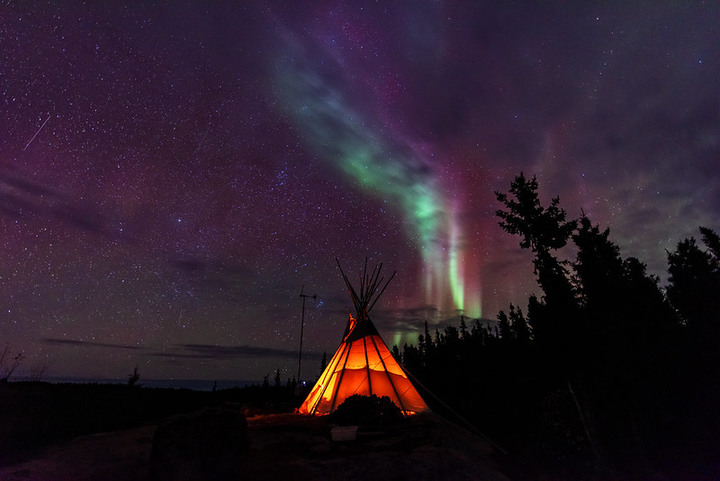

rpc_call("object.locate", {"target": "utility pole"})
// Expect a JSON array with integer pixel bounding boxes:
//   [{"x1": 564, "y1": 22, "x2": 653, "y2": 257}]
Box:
[{"x1": 297, "y1": 285, "x2": 316, "y2": 386}]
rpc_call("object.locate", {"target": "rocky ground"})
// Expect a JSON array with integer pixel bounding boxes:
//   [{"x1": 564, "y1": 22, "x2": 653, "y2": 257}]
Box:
[
  {"x1": 0, "y1": 412, "x2": 512, "y2": 481},
  {"x1": 0, "y1": 425, "x2": 155, "y2": 481}
]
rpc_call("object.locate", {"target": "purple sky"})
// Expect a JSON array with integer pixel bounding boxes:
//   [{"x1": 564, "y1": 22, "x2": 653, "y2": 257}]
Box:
[{"x1": 2, "y1": 2, "x2": 718, "y2": 383}]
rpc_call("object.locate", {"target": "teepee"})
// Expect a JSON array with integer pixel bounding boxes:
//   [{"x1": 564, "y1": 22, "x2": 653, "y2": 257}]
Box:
[{"x1": 298, "y1": 259, "x2": 429, "y2": 415}]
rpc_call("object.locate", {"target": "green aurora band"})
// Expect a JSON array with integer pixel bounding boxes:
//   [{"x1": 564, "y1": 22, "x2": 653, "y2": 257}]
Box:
[{"x1": 275, "y1": 51, "x2": 481, "y2": 319}]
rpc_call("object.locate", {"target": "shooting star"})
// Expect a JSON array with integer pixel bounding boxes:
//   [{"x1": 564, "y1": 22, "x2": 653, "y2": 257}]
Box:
[{"x1": 23, "y1": 114, "x2": 51, "y2": 152}]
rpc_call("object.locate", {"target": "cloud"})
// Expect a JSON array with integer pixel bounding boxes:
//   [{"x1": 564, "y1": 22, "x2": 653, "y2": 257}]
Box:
[
  {"x1": 42, "y1": 338, "x2": 144, "y2": 350},
  {"x1": 150, "y1": 344, "x2": 323, "y2": 361},
  {"x1": 0, "y1": 172, "x2": 106, "y2": 234},
  {"x1": 170, "y1": 255, "x2": 255, "y2": 294},
  {"x1": 0, "y1": 173, "x2": 57, "y2": 197},
  {"x1": 372, "y1": 303, "x2": 494, "y2": 335}
]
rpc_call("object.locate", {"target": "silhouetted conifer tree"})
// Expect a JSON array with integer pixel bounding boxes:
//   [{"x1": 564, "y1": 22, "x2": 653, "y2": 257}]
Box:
[
  {"x1": 667, "y1": 228, "x2": 720, "y2": 336},
  {"x1": 459, "y1": 315, "x2": 468, "y2": 339},
  {"x1": 496, "y1": 173, "x2": 578, "y2": 363},
  {"x1": 508, "y1": 304, "x2": 530, "y2": 344},
  {"x1": 274, "y1": 369, "x2": 281, "y2": 388},
  {"x1": 319, "y1": 351, "x2": 328, "y2": 373},
  {"x1": 666, "y1": 227, "x2": 720, "y2": 467},
  {"x1": 497, "y1": 310, "x2": 513, "y2": 342}
]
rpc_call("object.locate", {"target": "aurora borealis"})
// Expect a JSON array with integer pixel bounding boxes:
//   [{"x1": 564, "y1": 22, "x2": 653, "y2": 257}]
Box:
[
  {"x1": 277, "y1": 30, "x2": 476, "y2": 318},
  {"x1": 2, "y1": 2, "x2": 718, "y2": 383}
]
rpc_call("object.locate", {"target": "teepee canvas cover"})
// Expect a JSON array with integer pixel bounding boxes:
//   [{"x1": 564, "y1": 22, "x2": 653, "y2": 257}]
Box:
[{"x1": 298, "y1": 260, "x2": 429, "y2": 415}]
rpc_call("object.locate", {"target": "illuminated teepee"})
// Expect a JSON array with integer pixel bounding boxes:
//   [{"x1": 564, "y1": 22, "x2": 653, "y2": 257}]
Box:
[{"x1": 298, "y1": 259, "x2": 429, "y2": 415}]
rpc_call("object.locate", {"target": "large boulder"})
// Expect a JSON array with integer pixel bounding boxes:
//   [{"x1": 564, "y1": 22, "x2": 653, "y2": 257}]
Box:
[{"x1": 150, "y1": 405, "x2": 248, "y2": 481}]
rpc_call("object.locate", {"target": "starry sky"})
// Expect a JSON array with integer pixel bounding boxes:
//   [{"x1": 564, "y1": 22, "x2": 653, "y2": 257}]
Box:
[{"x1": 2, "y1": 2, "x2": 718, "y2": 383}]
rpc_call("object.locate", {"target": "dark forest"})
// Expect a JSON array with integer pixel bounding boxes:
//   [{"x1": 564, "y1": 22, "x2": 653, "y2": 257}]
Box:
[{"x1": 394, "y1": 173, "x2": 720, "y2": 480}]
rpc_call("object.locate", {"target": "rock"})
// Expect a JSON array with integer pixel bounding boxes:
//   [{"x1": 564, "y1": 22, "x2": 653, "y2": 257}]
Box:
[
  {"x1": 150, "y1": 405, "x2": 248, "y2": 481},
  {"x1": 330, "y1": 425, "x2": 358, "y2": 442}
]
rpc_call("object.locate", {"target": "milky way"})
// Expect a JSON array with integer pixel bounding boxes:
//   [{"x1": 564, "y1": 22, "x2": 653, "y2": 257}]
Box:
[{"x1": 1, "y1": 2, "x2": 718, "y2": 383}]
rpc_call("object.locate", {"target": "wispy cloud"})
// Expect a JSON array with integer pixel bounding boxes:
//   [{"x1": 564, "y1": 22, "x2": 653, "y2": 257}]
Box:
[
  {"x1": 369, "y1": 303, "x2": 497, "y2": 337},
  {"x1": 0, "y1": 172, "x2": 106, "y2": 234},
  {"x1": 150, "y1": 343, "x2": 323, "y2": 361},
  {"x1": 42, "y1": 338, "x2": 144, "y2": 350}
]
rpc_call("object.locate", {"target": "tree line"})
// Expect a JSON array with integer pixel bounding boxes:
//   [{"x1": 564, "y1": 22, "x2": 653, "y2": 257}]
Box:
[{"x1": 395, "y1": 173, "x2": 720, "y2": 481}]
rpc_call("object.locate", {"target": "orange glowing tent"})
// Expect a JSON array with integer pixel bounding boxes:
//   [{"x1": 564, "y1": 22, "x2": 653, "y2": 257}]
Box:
[{"x1": 298, "y1": 259, "x2": 429, "y2": 415}]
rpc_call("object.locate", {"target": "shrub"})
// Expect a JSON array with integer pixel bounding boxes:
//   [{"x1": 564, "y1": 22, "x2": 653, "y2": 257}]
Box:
[{"x1": 329, "y1": 394, "x2": 402, "y2": 427}]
